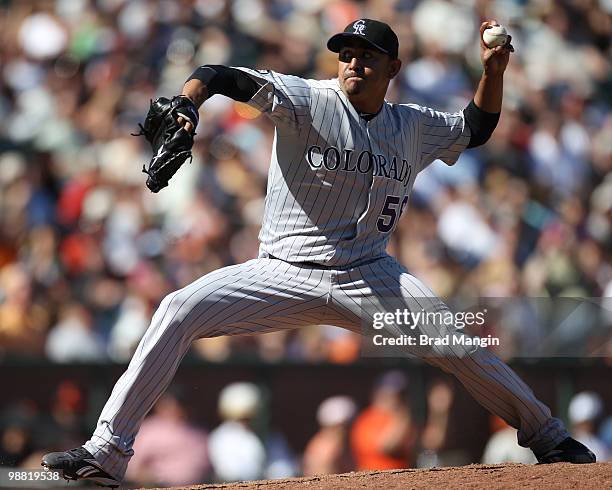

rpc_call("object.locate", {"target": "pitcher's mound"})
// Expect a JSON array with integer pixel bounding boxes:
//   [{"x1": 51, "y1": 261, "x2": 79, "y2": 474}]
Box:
[{"x1": 156, "y1": 462, "x2": 612, "y2": 490}]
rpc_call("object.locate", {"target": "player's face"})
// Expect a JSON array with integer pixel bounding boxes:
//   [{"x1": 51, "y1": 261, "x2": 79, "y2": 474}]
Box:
[{"x1": 337, "y1": 40, "x2": 400, "y2": 100}]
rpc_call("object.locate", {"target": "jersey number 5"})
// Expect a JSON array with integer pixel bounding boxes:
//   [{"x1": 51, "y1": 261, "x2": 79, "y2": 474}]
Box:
[{"x1": 377, "y1": 195, "x2": 409, "y2": 233}]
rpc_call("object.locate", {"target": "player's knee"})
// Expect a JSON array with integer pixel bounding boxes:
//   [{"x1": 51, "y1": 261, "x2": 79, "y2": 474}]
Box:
[
  {"x1": 157, "y1": 290, "x2": 178, "y2": 312},
  {"x1": 167, "y1": 288, "x2": 197, "y2": 323},
  {"x1": 162, "y1": 285, "x2": 223, "y2": 339},
  {"x1": 153, "y1": 290, "x2": 178, "y2": 319},
  {"x1": 153, "y1": 288, "x2": 196, "y2": 331}
]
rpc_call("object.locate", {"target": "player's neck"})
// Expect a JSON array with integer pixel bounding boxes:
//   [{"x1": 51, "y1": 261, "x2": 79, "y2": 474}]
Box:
[
  {"x1": 357, "y1": 106, "x2": 382, "y2": 121},
  {"x1": 343, "y1": 85, "x2": 386, "y2": 114},
  {"x1": 348, "y1": 96, "x2": 384, "y2": 115}
]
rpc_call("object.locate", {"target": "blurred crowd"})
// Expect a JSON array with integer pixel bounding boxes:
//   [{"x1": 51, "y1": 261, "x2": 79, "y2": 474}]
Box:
[
  {"x1": 1, "y1": 373, "x2": 610, "y2": 486},
  {"x1": 0, "y1": 0, "x2": 611, "y2": 363}
]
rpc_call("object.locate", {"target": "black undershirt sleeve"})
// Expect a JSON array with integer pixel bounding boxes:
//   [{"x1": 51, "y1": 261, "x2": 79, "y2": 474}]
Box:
[
  {"x1": 186, "y1": 65, "x2": 260, "y2": 102},
  {"x1": 463, "y1": 99, "x2": 500, "y2": 148}
]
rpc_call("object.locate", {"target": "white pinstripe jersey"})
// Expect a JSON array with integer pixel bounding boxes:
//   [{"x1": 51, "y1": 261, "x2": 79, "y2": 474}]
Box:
[{"x1": 236, "y1": 68, "x2": 471, "y2": 266}]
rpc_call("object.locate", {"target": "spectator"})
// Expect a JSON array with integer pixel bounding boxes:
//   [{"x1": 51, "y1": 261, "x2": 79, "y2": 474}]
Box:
[
  {"x1": 0, "y1": 399, "x2": 37, "y2": 468},
  {"x1": 36, "y1": 381, "x2": 89, "y2": 451},
  {"x1": 568, "y1": 391, "x2": 610, "y2": 461},
  {"x1": 126, "y1": 391, "x2": 210, "y2": 487},
  {"x1": 598, "y1": 415, "x2": 612, "y2": 456},
  {"x1": 303, "y1": 395, "x2": 356, "y2": 476},
  {"x1": 417, "y1": 379, "x2": 470, "y2": 468},
  {"x1": 45, "y1": 303, "x2": 106, "y2": 363},
  {"x1": 208, "y1": 382, "x2": 297, "y2": 481},
  {"x1": 0, "y1": 263, "x2": 49, "y2": 356},
  {"x1": 351, "y1": 371, "x2": 416, "y2": 470},
  {"x1": 0, "y1": 423, "x2": 34, "y2": 467},
  {"x1": 208, "y1": 382, "x2": 267, "y2": 482},
  {"x1": 481, "y1": 416, "x2": 537, "y2": 464}
]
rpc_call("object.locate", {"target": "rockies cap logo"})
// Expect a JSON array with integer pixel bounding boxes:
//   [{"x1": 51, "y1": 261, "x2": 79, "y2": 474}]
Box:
[
  {"x1": 352, "y1": 19, "x2": 366, "y2": 35},
  {"x1": 327, "y1": 19, "x2": 399, "y2": 59}
]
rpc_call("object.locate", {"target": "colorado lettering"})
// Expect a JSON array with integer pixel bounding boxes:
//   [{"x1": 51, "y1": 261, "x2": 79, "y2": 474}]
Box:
[{"x1": 306, "y1": 145, "x2": 413, "y2": 186}]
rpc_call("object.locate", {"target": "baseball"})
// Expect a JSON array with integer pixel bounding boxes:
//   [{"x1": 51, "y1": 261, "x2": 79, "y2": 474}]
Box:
[{"x1": 483, "y1": 24, "x2": 508, "y2": 48}]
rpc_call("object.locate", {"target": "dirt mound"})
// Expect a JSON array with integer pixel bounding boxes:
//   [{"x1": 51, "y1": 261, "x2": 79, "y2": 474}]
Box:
[{"x1": 158, "y1": 462, "x2": 611, "y2": 490}]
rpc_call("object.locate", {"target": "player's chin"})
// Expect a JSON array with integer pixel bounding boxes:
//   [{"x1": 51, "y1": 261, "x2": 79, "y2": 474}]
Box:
[{"x1": 343, "y1": 78, "x2": 365, "y2": 95}]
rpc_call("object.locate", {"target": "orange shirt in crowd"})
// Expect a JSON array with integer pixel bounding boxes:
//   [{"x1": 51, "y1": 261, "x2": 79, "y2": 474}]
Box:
[{"x1": 350, "y1": 406, "x2": 413, "y2": 470}]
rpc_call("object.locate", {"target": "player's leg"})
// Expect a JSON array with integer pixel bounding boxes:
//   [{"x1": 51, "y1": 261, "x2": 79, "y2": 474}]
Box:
[
  {"x1": 43, "y1": 258, "x2": 332, "y2": 485},
  {"x1": 331, "y1": 256, "x2": 594, "y2": 462}
]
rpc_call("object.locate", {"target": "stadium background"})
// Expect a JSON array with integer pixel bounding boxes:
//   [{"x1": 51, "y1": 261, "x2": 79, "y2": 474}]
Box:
[{"x1": 0, "y1": 0, "x2": 610, "y2": 487}]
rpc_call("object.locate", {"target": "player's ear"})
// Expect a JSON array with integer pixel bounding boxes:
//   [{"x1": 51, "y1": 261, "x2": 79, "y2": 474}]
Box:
[{"x1": 388, "y1": 58, "x2": 402, "y2": 79}]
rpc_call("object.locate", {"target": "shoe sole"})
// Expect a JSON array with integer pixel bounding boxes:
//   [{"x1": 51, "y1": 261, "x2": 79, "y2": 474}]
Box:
[
  {"x1": 536, "y1": 453, "x2": 596, "y2": 464},
  {"x1": 42, "y1": 462, "x2": 120, "y2": 488}
]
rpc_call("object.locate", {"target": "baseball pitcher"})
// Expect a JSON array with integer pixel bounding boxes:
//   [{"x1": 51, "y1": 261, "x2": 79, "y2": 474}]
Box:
[{"x1": 42, "y1": 19, "x2": 595, "y2": 487}]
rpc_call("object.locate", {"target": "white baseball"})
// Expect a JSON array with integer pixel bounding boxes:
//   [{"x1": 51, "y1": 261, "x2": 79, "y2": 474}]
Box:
[{"x1": 483, "y1": 25, "x2": 508, "y2": 48}]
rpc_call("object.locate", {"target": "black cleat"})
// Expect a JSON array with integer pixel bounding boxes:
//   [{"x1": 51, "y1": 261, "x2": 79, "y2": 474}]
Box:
[
  {"x1": 41, "y1": 447, "x2": 120, "y2": 488},
  {"x1": 535, "y1": 437, "x2": 596, "y2": 464}
]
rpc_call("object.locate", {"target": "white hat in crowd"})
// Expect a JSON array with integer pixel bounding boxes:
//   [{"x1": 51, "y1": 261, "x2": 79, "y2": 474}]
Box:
[
  {"x1": 568, "y1": 391, "x2": 603, "y2": 424},
  {"x1": 218, "y1": 382, "x2": 262, "y2": 420},
  {"x1": 317, "y1": 395, "x2": 357, "y2": 427}
]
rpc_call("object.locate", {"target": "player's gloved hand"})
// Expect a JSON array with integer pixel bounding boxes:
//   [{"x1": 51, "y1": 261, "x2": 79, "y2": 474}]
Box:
[{"x1": 133, "y1": 95, "x2": 199, "y2": 193}]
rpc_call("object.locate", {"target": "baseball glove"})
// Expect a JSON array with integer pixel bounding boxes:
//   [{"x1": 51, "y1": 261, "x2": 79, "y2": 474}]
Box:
[{"x1": 133, "y1": 96, "x2": 199, "y2": 193}]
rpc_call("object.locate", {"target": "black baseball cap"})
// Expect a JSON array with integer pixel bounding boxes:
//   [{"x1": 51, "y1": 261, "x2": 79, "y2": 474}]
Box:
[{"x1": 327, "y1": 19, "x2": 399, "y2": 59}]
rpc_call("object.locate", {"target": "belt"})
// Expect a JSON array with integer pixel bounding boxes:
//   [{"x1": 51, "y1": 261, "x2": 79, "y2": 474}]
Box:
[
  {"x1": 267, "y1": 254, "x2": 330, "y2": 268},
  {"x1": 265, "y1": 253, "x2": 385, "y2": 270}
]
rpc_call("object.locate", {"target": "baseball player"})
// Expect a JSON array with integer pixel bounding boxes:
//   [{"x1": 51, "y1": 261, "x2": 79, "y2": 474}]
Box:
[{"x1": 42, "y1": 19, "x2": 595, "y2": 487}]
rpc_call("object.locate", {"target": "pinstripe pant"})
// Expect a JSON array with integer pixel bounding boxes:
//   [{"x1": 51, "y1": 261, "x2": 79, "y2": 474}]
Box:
[{"x1": 84, "y1": 256, "x2": 568, "y2": 479}]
